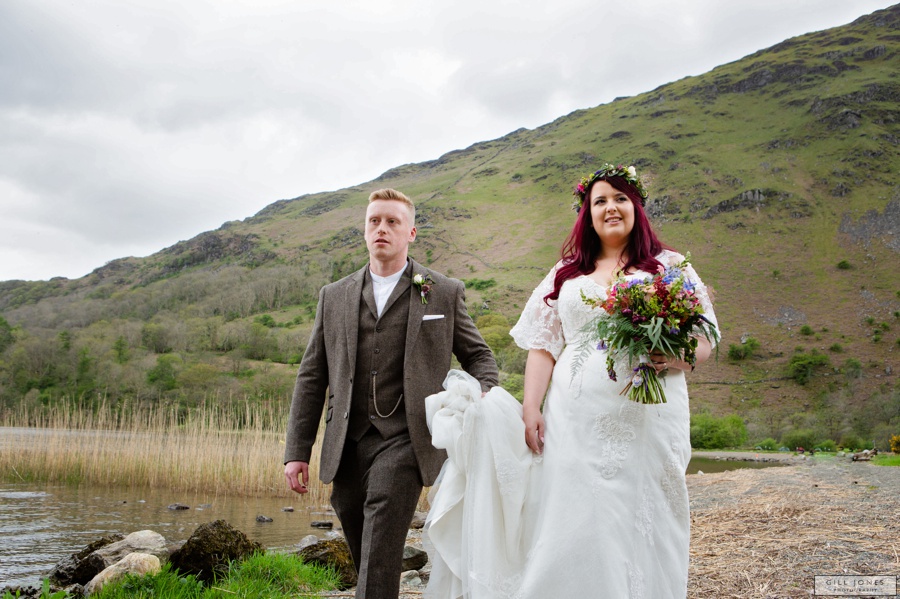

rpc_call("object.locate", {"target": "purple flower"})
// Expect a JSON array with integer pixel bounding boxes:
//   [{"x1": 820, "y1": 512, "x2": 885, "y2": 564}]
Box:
[
  {"x1": 608, "y1": 368, "x2": 617, "y2": 382},
  {"x1": 670, "y1": 327, "x2": 679, "y2": 335},
  {"x1": 597, "y1": 340, "x2": 608, "y2": 351},
  {"x1": 683, "y1": 279, "x2": 696, "y2": 292}
]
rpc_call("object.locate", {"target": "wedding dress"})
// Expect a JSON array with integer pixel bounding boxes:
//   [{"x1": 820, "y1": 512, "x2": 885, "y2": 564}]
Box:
[{"x1": 423, "y1": 250, "x2": 718, "y2": 599}]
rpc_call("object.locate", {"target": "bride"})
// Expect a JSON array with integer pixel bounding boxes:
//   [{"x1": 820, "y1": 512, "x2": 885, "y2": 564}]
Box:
[{"x1": 424, "y1": 163, "x2": 718, "y2": 598}]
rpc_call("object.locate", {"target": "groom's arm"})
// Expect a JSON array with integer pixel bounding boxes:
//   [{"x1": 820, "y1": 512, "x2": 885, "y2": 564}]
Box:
[
  {"x1": 284, "y1": 285, "x2": 330, "y2": 465},
  {"x1": 450, "y1": 279, "x2": 499, "y2": 392}
]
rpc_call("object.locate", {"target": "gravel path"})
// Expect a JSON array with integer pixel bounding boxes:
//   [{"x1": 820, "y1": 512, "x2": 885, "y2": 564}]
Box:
[{"x1": 322, "y1": 456, "x2": 899, "y2": 599}]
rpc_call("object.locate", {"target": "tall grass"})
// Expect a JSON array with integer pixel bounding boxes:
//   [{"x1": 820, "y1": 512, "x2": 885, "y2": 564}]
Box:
[{"x1": 0, "y1": 398, "x2": 328, "y2": 504}]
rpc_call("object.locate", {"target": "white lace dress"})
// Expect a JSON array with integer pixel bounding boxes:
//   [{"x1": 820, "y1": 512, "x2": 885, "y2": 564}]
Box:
[{"x1": 424, "y1": 250, "x2": 718, "y2": 599}]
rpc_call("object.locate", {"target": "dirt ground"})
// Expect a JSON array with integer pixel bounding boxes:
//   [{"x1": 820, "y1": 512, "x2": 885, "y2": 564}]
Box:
[{"x1": 321, "y1": 456, "x2": 899, "y2": 599}]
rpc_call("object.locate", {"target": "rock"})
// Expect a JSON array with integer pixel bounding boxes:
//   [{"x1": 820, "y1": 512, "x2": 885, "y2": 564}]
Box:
[
  {"x1": 167, "y1": 503, "x2": 190, "y2": 510},
  {"x1": 93, "y1": 530, "x2": 168, "y2": 567},
  {"x1": 297, "y1": 538, "x2": 357, "y2": 590},
  {"x1": 84, "y1": 553, "x2": 161, "y2": 596},
  {"x1": 402, "y1": 545, "x2": 428, "y2": 571},
  {"x1": 48, "y1": 533, "x2": 125, "y2": 586},
  {"x1": 409, "y1": 511, "x2": 427, "y2": 530},
  {"x1": 256, "y1": 515, "x2": 273, "y2": 523},
  {"x1": 282, "y1": 507, "x2": 295, "y2": 512},
  {"x1": 296, "y1": 534, "x2": 319, "y2": 550},
  {"x1": 400, "y1": 570, "x2": 423, "y2": 587},
  {"x1": 169, "y1": 520, "x2": 263, "y2": 583},
  {"x1": 310, "y1": 520, "x2": 333, "y2": 529}
]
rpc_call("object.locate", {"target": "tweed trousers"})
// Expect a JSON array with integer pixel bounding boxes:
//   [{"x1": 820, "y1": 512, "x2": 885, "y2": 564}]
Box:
[{"x1": 331, "y1": 429, "x2": 423, "y2": 599}]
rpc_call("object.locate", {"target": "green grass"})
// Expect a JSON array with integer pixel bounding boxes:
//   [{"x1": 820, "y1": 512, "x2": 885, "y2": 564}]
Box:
[
  {"x1": 88, "y1": 553, "x2": 340, "y2": 599},
  {"x1": 871, "y1": 454, "x2": 900, "y2": 467}
]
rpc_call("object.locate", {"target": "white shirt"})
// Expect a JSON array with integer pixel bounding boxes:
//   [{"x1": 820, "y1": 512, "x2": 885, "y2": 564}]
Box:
[{"x1": 370, "y1": 265, "x2": 406, "y2": 318}]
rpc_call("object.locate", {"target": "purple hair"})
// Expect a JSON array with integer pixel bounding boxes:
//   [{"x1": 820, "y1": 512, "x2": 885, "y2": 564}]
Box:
[{"x1": 544, "y1": 176, "x2": 670, "y2": 304}]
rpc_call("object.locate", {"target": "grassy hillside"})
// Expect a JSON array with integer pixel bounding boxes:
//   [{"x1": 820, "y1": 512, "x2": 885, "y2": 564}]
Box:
[{"x1": 1, "y1": 5, "x2": 898, "y2": 449}]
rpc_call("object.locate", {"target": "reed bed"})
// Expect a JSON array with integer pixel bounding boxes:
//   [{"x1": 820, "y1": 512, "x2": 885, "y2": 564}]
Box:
[{"x1": 0, "y1": 400, "x2": 328, "y2": 504}]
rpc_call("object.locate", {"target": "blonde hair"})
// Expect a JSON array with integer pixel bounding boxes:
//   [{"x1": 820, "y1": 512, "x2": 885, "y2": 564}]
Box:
[{"x1": 368, "y1": 188, "x2": 415, "y2": 223}]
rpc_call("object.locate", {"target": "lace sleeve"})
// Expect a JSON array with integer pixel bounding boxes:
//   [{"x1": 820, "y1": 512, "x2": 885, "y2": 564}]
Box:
[
  {"x1": 510, "y1": 263, "x2": 565, "y2": 360},
  {"x1": 660, "y1": 250, "x2": 720, "y2": 347}
]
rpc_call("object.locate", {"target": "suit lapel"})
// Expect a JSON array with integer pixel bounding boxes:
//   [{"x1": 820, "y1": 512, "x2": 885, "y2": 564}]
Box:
[
  {"x1": 404, "y1": 259, "x2": 427, "y2": 366},
  {"x1": 344, "y1": 266, "x2": 367, "y2": 371}
]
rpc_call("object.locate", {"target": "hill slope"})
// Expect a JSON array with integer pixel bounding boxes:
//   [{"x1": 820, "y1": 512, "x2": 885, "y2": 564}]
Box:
[{"x1": 1, "y1": 5, "x2": 898, "y2": 448}]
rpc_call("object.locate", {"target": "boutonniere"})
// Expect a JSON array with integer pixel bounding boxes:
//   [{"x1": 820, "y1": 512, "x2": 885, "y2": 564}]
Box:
[{"x1": 413, "y1": 273, "x2": 435, "y2": 304}]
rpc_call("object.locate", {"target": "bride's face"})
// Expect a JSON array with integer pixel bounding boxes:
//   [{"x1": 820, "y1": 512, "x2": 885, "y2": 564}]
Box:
[{"x1": 588, "y1": 180, "x2": 634, "y2": 245}]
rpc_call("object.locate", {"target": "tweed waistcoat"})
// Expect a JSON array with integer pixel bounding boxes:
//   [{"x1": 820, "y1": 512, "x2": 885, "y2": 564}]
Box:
[{"x1": 347, "y1": 270, "x2": 411, "y2": 441}]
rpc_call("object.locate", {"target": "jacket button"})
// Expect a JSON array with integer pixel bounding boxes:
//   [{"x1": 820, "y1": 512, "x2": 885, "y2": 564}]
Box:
[
  {"x1": 343, "y1": 411, "x2": 348, "y2": 418},
  {"x1": 371, "y1": 370, "x2": 378, "y2": 375},
  {"x1": 369, "y1": 415, "x2": 375, "y2": 420},
  {"x1": 374, "y1": 348, "x2": 380, "y2": 354}
]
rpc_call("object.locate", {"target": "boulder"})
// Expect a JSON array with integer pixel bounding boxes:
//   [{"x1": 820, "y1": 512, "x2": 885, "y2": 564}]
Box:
[
  {"x1": 93, "y1": 530, "x2": 168, "y2": 567},
  {"x1": 297, "y1": 538, "x2": 356, "y2": 590},
  {"x1": 84, "y1": 553, "x2": 161, "y2": 596},
  {"x1": 169, "y1": 519, "x2": 263, "y2": 583},
  {"x1": 409, "y1": 511, "x2": 427, "y2": 529},
  {"x1": 296, "y1": 534, "x2": 319, "y2": 550},
  {"x1": 402, "y1": 545, "x2": 428, "y2": 571},
  {"x1": 48, "y1": 533, "x2": 125, "y2": 586}
]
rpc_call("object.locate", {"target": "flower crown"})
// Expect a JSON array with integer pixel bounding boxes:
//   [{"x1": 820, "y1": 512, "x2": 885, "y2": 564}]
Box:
[{"x1": 572, "y1": 163, "x2": 649, "y2": 212}]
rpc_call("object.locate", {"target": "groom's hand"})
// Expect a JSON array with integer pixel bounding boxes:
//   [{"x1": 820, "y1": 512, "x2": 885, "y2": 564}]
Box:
[{"x1": 285, "y1": 460, "x2": 310, "y2": 494}]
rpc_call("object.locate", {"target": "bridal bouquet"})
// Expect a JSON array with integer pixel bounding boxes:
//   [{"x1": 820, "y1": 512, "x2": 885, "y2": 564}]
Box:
[{"x1": 579, "y1": 255, "x2": 719, "y2": 404}]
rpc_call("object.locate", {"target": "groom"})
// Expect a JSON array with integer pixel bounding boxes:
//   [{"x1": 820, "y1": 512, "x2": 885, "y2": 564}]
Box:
[{"x1": 284, "y1": 188, "x2": 499, "y2": 598}]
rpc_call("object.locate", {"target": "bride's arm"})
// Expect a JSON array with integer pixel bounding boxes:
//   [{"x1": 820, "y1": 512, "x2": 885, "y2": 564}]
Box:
[
  {"x1": 523, "y1": 348, "x2": 555, "y2": 454},
  {"x1": 650, "y1": 337, "x2": 712, "y2": 374}
]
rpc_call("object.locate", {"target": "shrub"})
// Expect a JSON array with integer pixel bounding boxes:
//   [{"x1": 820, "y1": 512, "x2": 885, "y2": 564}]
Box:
[
  {"x1": 799, "y1": 325, "x2": 814, "y2": 336},
  {"x1": 814, "y1": 439, "x2": 837, "y2": 452},
  {"x1": 839, "y1": 433, "x2": 863, "y2": 451},
  {"x1": 464, "y1": 278, "x2": 497, "y2": 291},
  {"x1": 843, "y1": 358, "x2": 862, "y2": 379},
  {"x1": 787, "y1": 351, "x2": 829, "y2": 385},
  {"x1": 781, "y1": 428, "x2": 818, "y2": 451},
  {"x1": 690, "y1": 413, "x2": 748, "y2": 449},
  {"x1": 836, "y1": 260, "x2": 852, "y2": 270},
  {"x1": 828, "y1": 343, "x2": 843, "y2": 353},
  {"x1": 755, "y1": 437, "x2": 778, "y2": 451},
  {"x1": 727, "y1": 337, "x2": 760, "y2": 361},
  {"x1": 891, "y1": 435, "x2": 900, "y2": 454}
]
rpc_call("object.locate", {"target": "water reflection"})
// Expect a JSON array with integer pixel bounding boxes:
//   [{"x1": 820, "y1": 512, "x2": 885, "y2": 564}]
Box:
[{"x1": 0, "y1": 482, "x2": 333, "y2": 588}]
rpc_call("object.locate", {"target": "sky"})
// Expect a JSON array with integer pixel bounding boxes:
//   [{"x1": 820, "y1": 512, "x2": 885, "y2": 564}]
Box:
[{"x1": 0, "y1": 0, "x2": 894, "y2": 282}]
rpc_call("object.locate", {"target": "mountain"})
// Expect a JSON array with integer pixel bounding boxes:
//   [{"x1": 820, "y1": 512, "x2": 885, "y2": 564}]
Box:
[{"x1": 1, "y1": 5, "x2": 898, "y2": 448}]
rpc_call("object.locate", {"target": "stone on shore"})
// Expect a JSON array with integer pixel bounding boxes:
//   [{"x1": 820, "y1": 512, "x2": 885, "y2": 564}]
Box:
[
  {"x1": 168, "y1": 519, "x2": 263, "y2": 583},
  {"x1": 48, "y1": 533, "x2": 125, "y2": 586},
  {"x1": 83, "y1": 553, "x2": 161, "y2": 596},
  {"x1": 402, "y1": 545, "x2": 428, "y2": 571},
  {"x1": 297, "y1": 538, "x2": 357, "y2": 590},
  {"x1": 93, "y1": 530, "x2": 168, "y2": 567}
]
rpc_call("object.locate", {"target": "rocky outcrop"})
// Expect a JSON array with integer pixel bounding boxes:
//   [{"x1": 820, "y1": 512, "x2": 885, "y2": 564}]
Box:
[{"x1": 168, "y1": 519, "x2": 263, "y2": 583}]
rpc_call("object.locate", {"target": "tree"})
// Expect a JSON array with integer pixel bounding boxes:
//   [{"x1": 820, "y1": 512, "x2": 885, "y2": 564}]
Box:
[
  {"x1": 112, "y1": 336, "x2": 130, "y2": 364},
  {"x1": 0, "y1": 316, "x2": 14, "y2": 353}
]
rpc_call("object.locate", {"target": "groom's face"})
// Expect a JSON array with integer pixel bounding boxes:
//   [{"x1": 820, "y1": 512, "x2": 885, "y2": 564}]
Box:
[{"x1": 364, "y1": 199, "x2": 417, "y2": 264}]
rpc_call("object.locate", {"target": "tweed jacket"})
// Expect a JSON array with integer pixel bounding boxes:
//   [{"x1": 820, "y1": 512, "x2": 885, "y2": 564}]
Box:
[{"x1": 284, "y1": 259, "x2": 499, "y2": 487}]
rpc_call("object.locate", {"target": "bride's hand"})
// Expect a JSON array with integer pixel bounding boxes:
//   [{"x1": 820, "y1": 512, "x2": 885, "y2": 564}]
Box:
[
  {"x1": 523, "y1": 407, "x2": 545, "y2": 455},
  {"x1": 649, "y1": 350, "x2": 672, "y2": 374}
]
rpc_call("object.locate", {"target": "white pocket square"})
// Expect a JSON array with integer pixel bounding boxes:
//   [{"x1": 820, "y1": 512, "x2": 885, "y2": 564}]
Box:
[{"x1": 422, "y1": 314, "x2": 445, "y2": 321}]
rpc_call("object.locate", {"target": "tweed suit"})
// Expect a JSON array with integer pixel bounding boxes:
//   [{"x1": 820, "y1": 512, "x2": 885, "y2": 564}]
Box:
[{"x1": 285, "y1": 258, "x2": 498, "y2": 598}]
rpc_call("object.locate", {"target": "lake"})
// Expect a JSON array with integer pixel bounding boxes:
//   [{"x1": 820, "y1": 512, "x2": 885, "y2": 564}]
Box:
[
  {"x1": 0, "y1": 482, "x2": 334, "y2": 588},
  {"x1": 0, "y1": 456, "x2": 783, "y2": 588}
]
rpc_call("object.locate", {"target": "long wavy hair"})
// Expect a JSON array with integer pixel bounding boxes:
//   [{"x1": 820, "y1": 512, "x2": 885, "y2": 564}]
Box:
[{"x1": 544, "y1": 175, "x2": 670, "y2": 304}]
